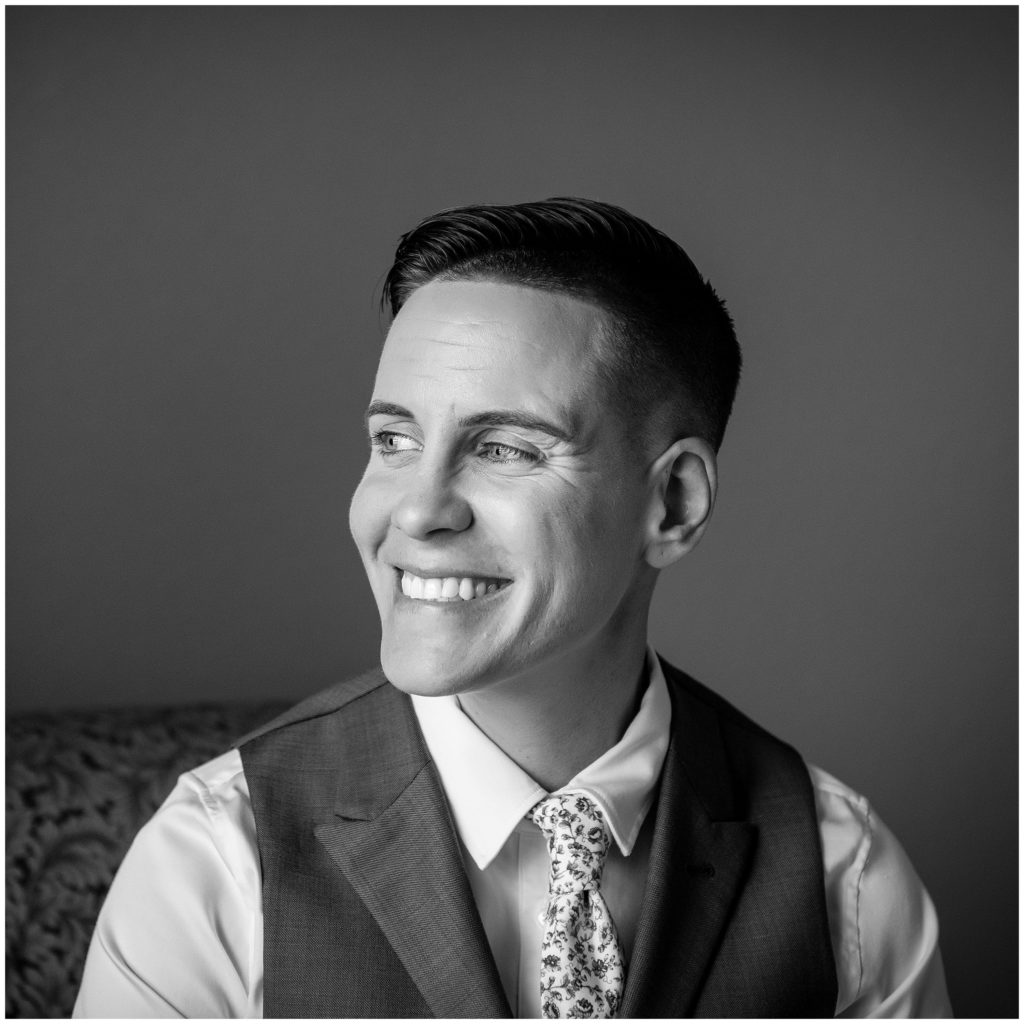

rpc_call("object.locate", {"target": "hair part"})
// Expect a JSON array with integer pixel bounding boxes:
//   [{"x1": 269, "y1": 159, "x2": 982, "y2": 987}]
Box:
[{"x1": 381, "y1": 197, "x2": 741, "y2": 452}]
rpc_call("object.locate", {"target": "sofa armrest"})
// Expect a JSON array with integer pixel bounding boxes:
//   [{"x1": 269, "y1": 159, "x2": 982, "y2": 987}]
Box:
[{"x1": 5, "y1": 701, "x2": 287, "y2": 1019}]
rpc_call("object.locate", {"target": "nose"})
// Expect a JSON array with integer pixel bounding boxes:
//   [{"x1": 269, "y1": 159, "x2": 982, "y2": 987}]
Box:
[{"x1": 390, "y1": 460, "x2": 472, "y2": 539}]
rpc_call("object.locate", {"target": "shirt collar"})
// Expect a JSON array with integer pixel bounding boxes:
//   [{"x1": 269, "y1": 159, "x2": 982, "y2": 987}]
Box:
[{"x1": 410, "y1": 649, "x2": 672, "y2": 870}]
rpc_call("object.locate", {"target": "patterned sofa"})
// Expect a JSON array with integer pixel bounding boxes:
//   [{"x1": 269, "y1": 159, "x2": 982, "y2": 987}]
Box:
[{"x1": 6, "y1": 701, "x2": 287, "y2": 1018}]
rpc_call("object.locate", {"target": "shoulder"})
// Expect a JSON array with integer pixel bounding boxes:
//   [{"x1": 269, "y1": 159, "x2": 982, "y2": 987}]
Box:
[
  {"x1": 806, "y1": 764, "x2": 952, "y2": 1017},
  {"x1": 75, "y1": 748, "x2": 261, "y2": 1016},
  {"x1": 238, "y1": 667, "x2": 428, "y2": 825},
  {"x1": 806, "y1": 762, "x2": 874, "y2": 857},
  {"x1": 658, "y1": 656, "x2": 812, "y2": 812},
  {"x1": 657, "y1": 663, "x2": 952, "y2": 1017},
  {"x1": 131, "y1": 748, "x2": 258, "y2": 896},
  {"x1": 237, "y1": 666, "x2": 390, "y2": 745},
  {"x1": 658, "y1": 656, "x2": 800, "y2": 754}
]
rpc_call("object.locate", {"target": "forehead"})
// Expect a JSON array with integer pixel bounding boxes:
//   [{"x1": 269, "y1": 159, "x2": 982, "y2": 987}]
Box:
[{"x1": 375, "y1": 280, "x2": 608, "y2": 410}]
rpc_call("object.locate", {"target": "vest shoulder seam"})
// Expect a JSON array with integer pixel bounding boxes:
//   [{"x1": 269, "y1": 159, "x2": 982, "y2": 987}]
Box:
[{"x1": 237, "y1": 669, "x2": 391, "y2": 746}]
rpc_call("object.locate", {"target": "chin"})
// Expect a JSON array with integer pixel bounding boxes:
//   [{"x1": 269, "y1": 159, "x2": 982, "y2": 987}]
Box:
[{"x1": 380, "y1": 642, "x2": 485, "y2": 698}]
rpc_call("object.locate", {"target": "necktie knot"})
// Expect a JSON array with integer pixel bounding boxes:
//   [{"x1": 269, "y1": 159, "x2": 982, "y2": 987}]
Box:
[{"x1": 528, "y1": 793, "x2": 612, "y2": 895}]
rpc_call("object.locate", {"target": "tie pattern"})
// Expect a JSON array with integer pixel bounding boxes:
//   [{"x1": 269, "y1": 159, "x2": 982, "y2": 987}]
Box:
[{"x1": 529, "y1": 793, "x2": 626, "y2": 1018}]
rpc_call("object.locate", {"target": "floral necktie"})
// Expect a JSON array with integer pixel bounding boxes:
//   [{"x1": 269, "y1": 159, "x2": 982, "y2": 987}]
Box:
[{"x1": 528, "y1": 793, "x2": 626, "y2": 1018}]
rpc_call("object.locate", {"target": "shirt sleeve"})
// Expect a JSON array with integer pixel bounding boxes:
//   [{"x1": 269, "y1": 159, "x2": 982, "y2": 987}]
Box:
[
  {"x1": 809, "y1": 764, "x2": 953, "y2": 1018},
  {"x1": 72, "y1": 749, "x2": 262, "y2": 1018}
]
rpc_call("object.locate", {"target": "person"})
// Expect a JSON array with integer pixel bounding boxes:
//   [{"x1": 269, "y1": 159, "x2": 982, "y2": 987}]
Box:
[{"x1": 74, "y1": 198, "x2": 952, "y2": 1018}]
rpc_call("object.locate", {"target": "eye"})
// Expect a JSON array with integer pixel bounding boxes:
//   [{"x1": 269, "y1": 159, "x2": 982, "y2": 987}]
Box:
[
  {"x1": 478, "y1": 441, "x2": 539, "y2": 465},
  {"x1": 369, "y1": 430, "x2": 420, "y2": 456}
]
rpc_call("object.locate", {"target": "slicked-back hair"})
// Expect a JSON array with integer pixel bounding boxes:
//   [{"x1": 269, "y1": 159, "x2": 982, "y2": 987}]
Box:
[{"x1": 381, "y1": 197, "x2": 741, "y2": 452}]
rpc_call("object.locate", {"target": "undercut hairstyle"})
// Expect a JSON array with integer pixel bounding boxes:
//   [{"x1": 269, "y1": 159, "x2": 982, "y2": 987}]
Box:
[{"x1": 381, "y1": 197, "x2": 741, "y2": 452}]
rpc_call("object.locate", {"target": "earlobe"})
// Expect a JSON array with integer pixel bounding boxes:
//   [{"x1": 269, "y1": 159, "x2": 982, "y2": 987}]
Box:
[{"x1": 644, "y1": 438, "x2": 717, "y2": 569}]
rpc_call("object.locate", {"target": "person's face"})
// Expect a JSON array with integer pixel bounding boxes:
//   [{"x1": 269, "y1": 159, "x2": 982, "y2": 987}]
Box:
[{"x1": 348, "y1": 279, "x2": 659, "y2": 697}]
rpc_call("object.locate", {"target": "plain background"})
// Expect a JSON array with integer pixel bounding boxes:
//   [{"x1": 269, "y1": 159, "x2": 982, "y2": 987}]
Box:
[{"x1": 6, "y1": 6, "x2": 1017, "y2": 1017}]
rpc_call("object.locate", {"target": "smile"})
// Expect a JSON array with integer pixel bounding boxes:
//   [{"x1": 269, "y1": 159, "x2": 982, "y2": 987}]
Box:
[{"x1": 399, "y1": 570, "x2": 511, "y2": 602}]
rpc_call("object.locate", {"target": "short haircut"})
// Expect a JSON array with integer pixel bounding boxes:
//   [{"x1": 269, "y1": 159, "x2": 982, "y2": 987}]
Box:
[{"x1": 381, "y1": 197, "x2": 741, "y2": 451}]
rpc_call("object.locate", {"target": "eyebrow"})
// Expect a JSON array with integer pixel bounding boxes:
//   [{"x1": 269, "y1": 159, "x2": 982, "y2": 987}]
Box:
[{"x1": 365, "y1": 400, "x2": 576, "y2": 443}]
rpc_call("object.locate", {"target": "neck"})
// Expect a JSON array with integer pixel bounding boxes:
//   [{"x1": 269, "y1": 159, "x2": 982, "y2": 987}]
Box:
[{"x1": 456, "y1": 628, "x2": 650, "y2": 792}]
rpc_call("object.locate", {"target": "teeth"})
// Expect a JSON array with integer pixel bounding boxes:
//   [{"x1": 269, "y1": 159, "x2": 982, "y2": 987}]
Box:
[{"x1": 400, "y1": 571, "x2": 507, "y2": 602}]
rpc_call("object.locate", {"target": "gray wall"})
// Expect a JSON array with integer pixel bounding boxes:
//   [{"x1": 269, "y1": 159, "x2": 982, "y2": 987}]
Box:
[{"x1": 7, "y1": 7, "x2": 1016, "y2": 1016}]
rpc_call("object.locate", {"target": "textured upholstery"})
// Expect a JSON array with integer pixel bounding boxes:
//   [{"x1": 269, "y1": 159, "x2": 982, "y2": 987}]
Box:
[{"x1": 5, "y1": 701, "x2": 287, "y2": 1019}]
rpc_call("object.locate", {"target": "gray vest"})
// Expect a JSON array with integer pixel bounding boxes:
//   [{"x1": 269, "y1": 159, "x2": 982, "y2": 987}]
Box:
[{"x1": 240, "y1": 660, "x2": 838, "y2": 1017}]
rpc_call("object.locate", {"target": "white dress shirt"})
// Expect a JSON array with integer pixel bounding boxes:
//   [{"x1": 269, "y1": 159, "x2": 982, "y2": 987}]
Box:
[{"x1": 74, "y1": 655, "x2": 952, "y2": 1018}]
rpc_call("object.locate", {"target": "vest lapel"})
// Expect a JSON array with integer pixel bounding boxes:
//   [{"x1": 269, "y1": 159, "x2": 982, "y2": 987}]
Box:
[
  {"x1": 314, "y1": 682, "x2": 510, "y2": 1018},
  {"x1": 620, "y1": 661, "x2": 756, "y2": 1018}
]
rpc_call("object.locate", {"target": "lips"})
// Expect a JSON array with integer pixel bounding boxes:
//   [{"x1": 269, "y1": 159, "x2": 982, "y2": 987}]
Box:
[{"x1": 399, "y1": 569, "x2": 511, "y2": 602}]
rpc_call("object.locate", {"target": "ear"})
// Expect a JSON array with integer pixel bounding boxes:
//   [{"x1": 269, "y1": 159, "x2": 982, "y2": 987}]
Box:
[{"x1": 643, "y1": 438, "x2": 718, "y2": 569}]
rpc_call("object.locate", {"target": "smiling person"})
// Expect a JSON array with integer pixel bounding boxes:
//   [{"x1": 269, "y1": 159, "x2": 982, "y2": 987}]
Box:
[{"x1": 74, "y1": 199, "x2": 952, "y2": 1019}]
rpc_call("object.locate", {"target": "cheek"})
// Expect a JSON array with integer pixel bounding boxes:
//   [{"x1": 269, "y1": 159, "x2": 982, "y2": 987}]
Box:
[
  {"x1": 506, "y1": 485, "x2": 623, "y2": 593},
  {"x1": 348, "y1": 468, "x2": 387, "y2": 553},
  {"x1": 542, "y1": 485, "x2": 647, "y2": 592}
]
